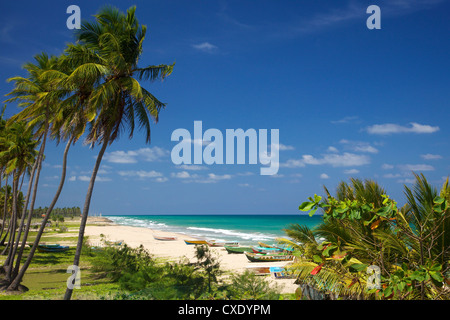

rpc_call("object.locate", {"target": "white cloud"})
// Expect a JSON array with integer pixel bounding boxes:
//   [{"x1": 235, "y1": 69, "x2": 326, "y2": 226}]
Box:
[
  {"x1": 104, "y1": 150, "x2": 138, "y2": 164},
  {"x1": 279, "y1": 159, "x2": 305, "y2": 168},
  {"x1": 382, "y1": 164, "x2": 394, "y2": 170},
  {"x1": 192, "y1": 42, "x2": 218, "y2": 53},
  {"x1": 179, "y1": 173, "x2": 232, "y2": 184},
  {"x1": 339, "y1": 139, "x2": 378, "y2": 154},
  {"x1": 155, "y1": 177, "x2": 168, "y2": 183},
  {"x1": 118, "y1": 170, "x2": 164, "y2": 179},
  {"x1": 302, "y1": 152, "x2": 370, "y2": 167},
  {"x1": 344, "y1": 169, "x2": 359, "y2": 174},
  {"x1": 176, "y1": 164, "x2": 208, "y2": 171},
  {"x1": 420, "y1": 153, "x2": 442, "y2": 160},
  {"x1": 397, "y1": 178, "x2": 416, "y2": 184},
  {"x1": 320, "y1": 173, "x2": 330, "y2": 179},
  {"x1": 398, "y1": 164, "x2": 435, "y2": 172},
  {"x1": 136, "y1": 147, "x2": 169, "y2": 162},
  {"x1": 69, "y1": 176, "x2": 76, "y2": 182},
  {"x1": 207, "y1": 173, "x2": 232, "y2": 180},
  {"x1": 281, "y1": 152, "x2": 370, "y2": 168},
  {"x1": 78, "y1": 175, "x2": 111, "y2": 182},
  {"x1": 104, "y1": 147, "x2": 169, "y2": 164},
  {"x1": 366, "y1": 122, "x2": 440, "y2": 135},
  {"x1": 171, "y1": 171, "x2": 194, "y2": 179},
  {"x1": 383, "y1": 173, "x2": 402, "y2": 178},
  {"x1": 327, "y1": 146, "x2": 339, "y2": 153},
  {"x1": 331, "y1": 116, "x2": 360, "y2": 124}
]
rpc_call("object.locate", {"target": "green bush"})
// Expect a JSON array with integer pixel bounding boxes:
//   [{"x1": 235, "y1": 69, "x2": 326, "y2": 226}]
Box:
[{"x1": 226, "y1": 270, "x2": 281, "y2": 300}]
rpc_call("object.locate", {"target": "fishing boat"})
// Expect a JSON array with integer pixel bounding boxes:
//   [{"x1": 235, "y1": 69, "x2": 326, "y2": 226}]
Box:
[
  {"x1": 184, "y1": 239, "x2": 209, "y2": 245},
  {"x1": 153, "y1": 235, "x2": 177, "y2": 241},
  {"x1": 224, "y1": 245, "x2": 253, "y2": 254},
  {"x1": 207, "y1": 241, "x2": 239, "y2": 247},
  {"x1": 246, "y1": 266, "x2": 271, "y2": 276},
  {"x1": 258, "y1": 241, "x2": 294, "y2": 252},
  {"x1": 258, "y1": 242, "x2": 276, "y2": 248},
  {"x1": 269, "y1": 266, "x2": 296, "y2": 279},
  {"x1": 37, "y1": 244, "x2": 70, "y2": 253},
  {"x1": 251, "y1": 246, "x2": 282, "y2": 254},
  {"x1": 244, "y1": 252, "x2": 294, "y2": 262}
]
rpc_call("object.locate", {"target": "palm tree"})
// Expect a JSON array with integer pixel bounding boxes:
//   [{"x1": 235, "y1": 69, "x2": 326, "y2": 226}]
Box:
[
  {"x1": 3, "y1": 53, "x2": 69, "y2": 289},
  {"x1": 398, "y1": 173, "x2": 450, "y2": 299},
  {"x1": 6, "y1": 54, "x2": 79, "y2": 291},
  {"x1": 0, "y1": 120, "x2": 38, "y2": 282},
  {"x1": 63, "y1": 6, "x2": 174, "y2": 300}
]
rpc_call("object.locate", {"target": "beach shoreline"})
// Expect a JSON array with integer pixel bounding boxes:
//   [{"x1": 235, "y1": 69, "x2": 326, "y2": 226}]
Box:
[{"x1": 84, "y1": 217, "x2": 299, "y2": 294}]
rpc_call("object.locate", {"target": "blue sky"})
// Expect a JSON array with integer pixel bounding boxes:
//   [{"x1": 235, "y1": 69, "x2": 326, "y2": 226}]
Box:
[{"x1": 1, "y1": 0, "x2": 449, "y2": 215}]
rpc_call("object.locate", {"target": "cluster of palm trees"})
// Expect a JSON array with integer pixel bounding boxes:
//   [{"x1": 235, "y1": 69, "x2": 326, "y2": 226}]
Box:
[
  {"x1": 0, "y1": 6, "x2": 174, "y2": 299},
  {"x1": 282, "y1": 174, "x2": 450, "y2": 300}
]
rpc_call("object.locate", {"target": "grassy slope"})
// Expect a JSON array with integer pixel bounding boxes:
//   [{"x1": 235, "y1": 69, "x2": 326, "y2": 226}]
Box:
[{"x1": 0, "y1": 218, "x2": 119, "y2": 300}]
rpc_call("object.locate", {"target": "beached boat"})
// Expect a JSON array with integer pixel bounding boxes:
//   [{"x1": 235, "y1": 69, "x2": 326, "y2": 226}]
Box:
[
  {"x1": 184, "y1": 239, "x2": 209, "y2": 245},
  {"x1": 258, "y1": 241, "x2": 294, "y2": 252},
  {"x1": 251, "y1": 246, "x2": 282, "y2": 254},
  {"x1": 258, "y1": 242, "x2": 276, "y2": 248},
  {"x1": 244, "y1": 252, "x2": 294, "y2": 262},
  {"x1": 37, "y1": 244, "x2": 70, "y2": 253},
  {"x1": 153, "y1": 235, "x2": 177, "y2": 241},
  {"x1": 224, "y1": 245, "x2": 253, "y2": 254},
  {"x1": 207, "y1": 241, "x2": 239, "y2": 247},
  {"x1": 269, "y1": 266, "x2": 296, "y2": 279},
  {"x1": 246, "y1": 266, "x2": 271, "y2": 275}
]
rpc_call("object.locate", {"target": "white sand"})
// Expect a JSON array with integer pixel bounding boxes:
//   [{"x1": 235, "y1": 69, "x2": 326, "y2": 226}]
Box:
[{"x1": 84, "y1": 221, "x2": 299, "y2": 294}]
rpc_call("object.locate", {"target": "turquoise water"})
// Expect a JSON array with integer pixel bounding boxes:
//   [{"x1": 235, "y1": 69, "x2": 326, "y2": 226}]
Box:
[{"x1": 105, "y1": 214, "x2": 322, "y2": 245}]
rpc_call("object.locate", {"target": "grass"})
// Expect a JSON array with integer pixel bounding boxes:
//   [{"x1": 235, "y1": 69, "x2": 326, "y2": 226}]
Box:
[{"x1": 0, "y1": 218, "x2": 120, "y2": 300}]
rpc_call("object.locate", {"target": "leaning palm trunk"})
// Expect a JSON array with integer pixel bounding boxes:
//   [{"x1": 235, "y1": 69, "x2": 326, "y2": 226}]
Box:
[
  {"x1": 0, "y1": 224, "x2": 11, "y2": 251},
  {"x1": 0, "y1": 174, "x2": 9, "y2": 242},
  {"x1": 8, "y1": 142, "x2": 41, "y2": 281},
  {"x1": 4, "y1": 172, "x2": 18, "y2": 281},
  {"x1": 64, "y1": 135, "x2": 109, "y2": 300},
  {"x1": 8, "y1": 137, "x2": 72, "y2": 291}
]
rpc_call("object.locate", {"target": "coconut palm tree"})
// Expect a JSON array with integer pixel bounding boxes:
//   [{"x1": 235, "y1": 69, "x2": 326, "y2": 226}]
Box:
[
  {"x1": 6, "y1": 54, "x2": 79, "y2": 291},
  {"x1": 0, "y1": 120, "x2": 38, "y2": 282},
  {"x1": 63, "y1": 6, "x2": 174, "y2": 300},
  {"x1": 3, "y1": 53, "x2": 66, "y2": 289}
]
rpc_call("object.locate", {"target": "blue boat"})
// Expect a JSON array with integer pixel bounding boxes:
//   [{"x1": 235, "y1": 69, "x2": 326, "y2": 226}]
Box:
[{"x1": 37, "y1": 244, "x2": 70, "y2": 253}]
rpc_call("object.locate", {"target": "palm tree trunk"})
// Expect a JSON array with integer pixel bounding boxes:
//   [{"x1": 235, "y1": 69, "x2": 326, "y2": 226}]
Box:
[
  {"x1": 8, "y1": 136, "x2": 72, "y2": 291},
  {"x1": 0, "y1": 224, "x2": 11, "y2": 251},
  {"x1": 64, "y1": 135, "x2": 110, "y2": 300},
  {"x1": 8, "y1": 141, "x2": 43, "y2": 282},
  {"x1": 4, "y1": 171, "x2": 18, "y2": 281},
  {"x1": 0, "y1": 174, "x2": 9, "y2": 242}
]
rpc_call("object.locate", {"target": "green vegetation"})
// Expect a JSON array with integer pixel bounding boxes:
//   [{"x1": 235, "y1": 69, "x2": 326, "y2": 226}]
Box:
[
  {"x1": 281, "y1": 173, "x2": 450, "y2": 300},
  {"x1": 88, "y1": 242, "x2": 283, "y2": 300},
  {"x1": 32, "y1": 207, "x2": 81, "y2": 219}
]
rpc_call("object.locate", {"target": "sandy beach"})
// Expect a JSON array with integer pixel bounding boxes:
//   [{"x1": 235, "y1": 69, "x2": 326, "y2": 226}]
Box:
[{"x1": 84, "y1": 217, "x2": 299, "y2": 294}]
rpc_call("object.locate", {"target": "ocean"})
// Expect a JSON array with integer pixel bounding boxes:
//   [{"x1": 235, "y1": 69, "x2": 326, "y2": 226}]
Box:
[{"x1": 105, "y1": 214, "x2": 323, "y2": 245}]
